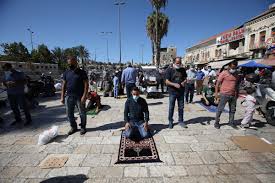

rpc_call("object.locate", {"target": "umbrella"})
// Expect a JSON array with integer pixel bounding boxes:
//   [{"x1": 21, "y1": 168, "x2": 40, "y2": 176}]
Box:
[{"x1": 238, "y1": 60, "x2": 272, "y2": 68}]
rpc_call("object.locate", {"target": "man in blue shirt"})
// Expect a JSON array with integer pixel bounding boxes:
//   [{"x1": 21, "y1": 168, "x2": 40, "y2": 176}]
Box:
[
  {"x1": 61, "y1": 57, "x2": 89, "y2": 135},
  {"x1": 196, "y1": 67, "x2": 205, "y2": 95},
  {"x1": 121, "y1": 63, "x2": 137, "y2": 98},
  {"x1": 2, "y1": 63, "x2": 32, "y2": 126}
]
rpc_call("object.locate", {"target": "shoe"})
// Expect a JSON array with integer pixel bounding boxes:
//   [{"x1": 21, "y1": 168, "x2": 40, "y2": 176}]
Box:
[
  {"x1": 229, "y1": 123, "x2": 238, "y2": 129},
  {"x1": 168, "y1": 123, "x2": 173, "y2": 129},
  {"x1": 179, "y1": 122, "x2": 188, "y2": 128},
  {"x1": 24, "y1": 120, "x2": 32, "y2": 126},
  {"x1": 67, "y1": 128, "x2": 78, "y2": 135},
  {"x1": 80, "y1": 128, "x2": 87, "y2": 135},
  {"x1": 214, "y1": 123, "x2": 220, "y2": 129}
]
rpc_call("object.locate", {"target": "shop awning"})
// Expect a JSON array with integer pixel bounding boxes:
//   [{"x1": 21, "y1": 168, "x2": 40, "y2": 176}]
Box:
[{"x1": 208, "y1": 59, "x2": 234, "y2": 69}]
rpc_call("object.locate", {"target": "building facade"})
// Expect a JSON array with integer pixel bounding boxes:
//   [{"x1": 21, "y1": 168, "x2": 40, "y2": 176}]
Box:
[
  {"x1": 153, "y1": 46, "x2": 177, "y2": 66},
  {"x1": 184, "y1": 4, "x2": 275, "y2": 67}
]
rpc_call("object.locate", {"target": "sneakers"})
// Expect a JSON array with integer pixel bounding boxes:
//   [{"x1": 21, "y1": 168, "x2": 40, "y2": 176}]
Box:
[
  {"x1": 67, "y1": 128, "x2": 78, "y2": 135},
  {"x1": 214, "y1": 123, "x2": 220, "y2": 129},
  {"x1": 80, "y1": 128, "x2": 87, "y2": 135},
  {"x1": 179, "y1": 122, "x2": 188, "y2": 128}
]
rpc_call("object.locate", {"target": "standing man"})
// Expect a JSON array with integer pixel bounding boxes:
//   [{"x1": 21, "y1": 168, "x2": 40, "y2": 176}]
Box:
[
  {"x1": 157, "y1": 68, "x2": 165, "y2": 93},
  {"x1": 214, "y1": 61, "x2": 239, "y2": 129},
  {"x1": 185, "y1": 65, "x2": 197, "y2": 103},
  {"x1": 196, "y1": 67, "x2": 205, "y2": 95},
  {"x1": 2, "y1": 63, "x2": 32, "y2": 126},
  {"x1": 113, "y1": 71, "x2": 119, "y2": 99},
  {"x1": 124, "y1": 87, "x2": 149, "y2": 139},
  {"x1": 61, "y1": 57, "x2": 89, "y2": 135},
  {"x1": 121, "y1": 63, "x2": 137, "y2": 98},
  {"x1": 165, "y1": 57, "x2": 187, "y2": 129}
]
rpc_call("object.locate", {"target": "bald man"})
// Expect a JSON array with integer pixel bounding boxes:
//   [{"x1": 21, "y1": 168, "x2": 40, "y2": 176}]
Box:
[{"x1": 61, "y1": 57, "x2": 89, "y2": 135}]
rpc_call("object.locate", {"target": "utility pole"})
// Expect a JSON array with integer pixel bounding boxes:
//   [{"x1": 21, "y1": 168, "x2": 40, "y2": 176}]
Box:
[
  {"x1": 27, "y1": 28, "x2": 34, "y2": 51},
  {"x1": 100, "y1": 32, "x2": 112, "y2": 62},
  {"x1": 114, "y1": 0, "x2": 125, "y2": 64},
  {"x1": 94, "y1": 48, "x2": 97, "y2": 62}
]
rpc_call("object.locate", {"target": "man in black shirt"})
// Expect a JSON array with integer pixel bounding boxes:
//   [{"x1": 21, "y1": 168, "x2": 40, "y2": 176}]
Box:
[
  {"x1": 165, "y1": 57, "x2": 187, "y2": 129},
  {"x1": 124, "y1": 87, "x2": 149, "y2": 139},
  {"x1": 61, "y1": 57, "x2": 89, "y2": 135}
]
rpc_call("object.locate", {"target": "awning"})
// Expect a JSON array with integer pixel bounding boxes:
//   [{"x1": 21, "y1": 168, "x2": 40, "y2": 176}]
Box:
[
  {"x1": 239, "y1": 60, "x2": 272, "y2": 68},
  {"x1": 208, "y1": 59, "x2": 234, "y2": 69},
  {"x1": 238, "y1": 59, "x2": 262, "y2": 65}
]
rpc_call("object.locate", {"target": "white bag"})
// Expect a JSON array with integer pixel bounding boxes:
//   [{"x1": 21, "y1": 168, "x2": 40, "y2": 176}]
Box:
[{"x1": 38, "y1": 126, "x2": 59, "y2": 145}]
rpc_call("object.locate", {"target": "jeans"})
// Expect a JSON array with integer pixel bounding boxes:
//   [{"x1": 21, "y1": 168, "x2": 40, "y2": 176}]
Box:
[
  {"x1": 126, "y1": 83, "x2": 136, "y2": 98},
  {"x1": 168, "y1": 93, "x2": 185, "y2": 126},
  {"x1": 8, "y1": 94, "x2": 32, "y2": 122},
  {"x1": 114, "y1": 85, "x2": 119, "y2": 97},
  {"x1": 65, "y1": 96, "x2": 87, "y2": 129},
  {"x1": 185, "y1": 83, "x2": 195, "y2": 103},
  {"x1": 157, "y1": 79, "x2": 164, "y2": 93},
  {"x1": 196, "y1": 80, "x2": 203, "y2": 95},
  {"x1": 215, "y1": 94, "x2": 237, "y2": 124},
  {"x1": 124, "y1": 120, "x2": 148, "y2": 139}
]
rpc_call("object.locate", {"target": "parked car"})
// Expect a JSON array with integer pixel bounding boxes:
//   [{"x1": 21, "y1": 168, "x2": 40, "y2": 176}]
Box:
[{"x1": 0, "y1": 86, "x2": 7, "y2": 107}]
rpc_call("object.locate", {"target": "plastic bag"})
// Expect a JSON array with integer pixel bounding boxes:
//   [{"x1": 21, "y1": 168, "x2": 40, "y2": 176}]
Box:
[{"x1": 38, "y1": 126, "x2": 58, "y2": 145}]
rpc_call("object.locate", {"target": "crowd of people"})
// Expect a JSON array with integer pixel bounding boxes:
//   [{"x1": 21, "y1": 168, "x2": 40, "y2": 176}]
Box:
[{"x1": 1, "y1": 56, "x2": 275, "y2": 139}]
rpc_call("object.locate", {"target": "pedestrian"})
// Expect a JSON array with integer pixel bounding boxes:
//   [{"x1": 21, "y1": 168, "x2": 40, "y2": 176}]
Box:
[
  {"x1": 157, "y1": 68, "x2": 165, "y2": 93},
  {"x1": 240, "y1": 87, "x2": 256, "y2": 129},
  {"x1": 121, "y1": 63, "x2": 137, "y2": 98},
  {"x1": 208, "y1": 66, "x2": 217, "y2": 80},
  {"x1": 2, "y1": 63, "x2": 32, "y2": 126},
  {"x1": 272, "y1": 67, "x2": 275, "y2": 88},
  {"x1": 214, "y1": 61, "x2": 240, "y2": 129},
  {"x1": 113, "y1": 71, "x2": 119, "y2": 99},
  {"x1": 124, "y1": 87, "x2": 149, "y2": 139},
  {"x1": 201, "y1": 80, "x2": 217, "y2": 106},
  {"x1": 165, "y1": 57, "x2": 187, "y2": 129},
  {"x1": 195, "y1": 67, "x2": 205, "y2": 95},
  {"x1": 185, "y1": 65, "x2": 197, "y2": 103},
  {"x1": 202, "y1": 65, "x2": 209, "y2": 76},
  {"x1": 61, "y1": 56, "x2": 89, "y2": 135}
]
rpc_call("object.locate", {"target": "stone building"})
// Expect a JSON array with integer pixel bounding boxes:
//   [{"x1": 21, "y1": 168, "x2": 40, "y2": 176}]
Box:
[{"x1": 153, "y1": 46, "x2": 176, "y2": 66}]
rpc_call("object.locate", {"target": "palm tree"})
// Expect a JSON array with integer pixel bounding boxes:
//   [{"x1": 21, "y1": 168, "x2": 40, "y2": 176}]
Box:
[
  {"x1": 77, "y1": 45, "x2": 89, "y2": 65},
  {"x1": 149, "y1": 0, "x2": 168, "y2": 67},
  {"x1": 146, "y1": 11, "x2": 169, "y2": 66}
]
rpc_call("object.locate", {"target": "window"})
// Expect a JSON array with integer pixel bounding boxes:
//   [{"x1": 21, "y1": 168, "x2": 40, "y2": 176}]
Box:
[
  {"x1": 259, "y1": 31, "x2": 266, "y2": 44},
  {"x1": 271, "y1": 27, "x2": 275, "y2": 39},
  {"x1": 250, "y1": 34, "x2": 255, "y2": 49}
]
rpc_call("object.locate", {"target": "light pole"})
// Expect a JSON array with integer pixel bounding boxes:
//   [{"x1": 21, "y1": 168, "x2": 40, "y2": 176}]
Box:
[
  {"x1": 27, "y1": 28, "x2": 34, "y2": 51},
  {"x1": 114, "y1": 0, "x2": 125, "y2": 64},
  {"x1": 100, "y1": 32, "x2": 112, "y2": 62}
]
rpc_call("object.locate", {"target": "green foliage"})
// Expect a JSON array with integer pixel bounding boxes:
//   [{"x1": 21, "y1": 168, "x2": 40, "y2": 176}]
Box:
[{"x1": 0, "y1": 42, "x2": 30, "y2": 62}]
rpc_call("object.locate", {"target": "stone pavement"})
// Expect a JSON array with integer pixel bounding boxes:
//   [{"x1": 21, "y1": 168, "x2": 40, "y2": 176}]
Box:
[{"x1": 0, "y1": 93, "x2": 275, "y2": 183}]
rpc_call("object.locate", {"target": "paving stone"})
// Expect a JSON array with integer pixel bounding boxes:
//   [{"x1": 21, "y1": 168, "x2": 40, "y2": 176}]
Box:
[
  {"x1": 197, "y1": 151, "x2": 227, "y2": 164},
  {"x1": 89, "y1": 167, "x2": 123, "y2": 178},
  {"x1": 0, "y1": 153, "x2": 18, "y2": 166},
  {"x1": 47, "y1": 167, "x2": 90, "y2": 178},
  {"x1": 17, "y1": 167, "x2": 50, "y2": 178},
  {"x1": 163, "y1": 176, "x2": 211, "y2": 183},
  {"x1": 0, "y1": 166, "x2": 23, "y2": 178},
  {"x1": 101, "y1": 136, "x2": 121, "y2": 144},
  {"x1": 172, "y1": 152, "x2": 203, "y2": 165},
  {"x1": 149, "y1": 166, "x2": 187, "y2": 177},
  {"x1": 14, "y1": 137, "x2": 36, "y2": 145},
  {"x1": 71, "y1": 137, "x2": 103, "y2": 145},
  {"x1": 208, "y1": 164, "x2": 240, "y2": 175},
  {"x1": 164, "y1": 136, "x2": 198, "y2": 144},
  {"x1": 65, "y1": 154, "x2": 86, "y2": 166},
  {"x1": 186, "y1": 165, "x2": 211, "y2": 176},
  {"x1": 82, "y1": 154, "x2": 112, "y2": 167},
  {"x1": 256, "y1": 174, "x2": 275, "y2": 183},
  {"x1": 219, "y1": 151, "x2": 256, "y2": 163},
  {"x1": 159, "y1": 152, "x2": 175, "y2": 165},
  {"x1": 119, "y1": 177, "x2": 164, "y2": 183},
  {"x1": 0, "y1": 178, "x2": 26, "y2": 183},
  {"x1": 73, "y1": 144, "x2": 92, "y2": 154},
  {"x1": 8, "y1": 153, "x2": 47, "y2": 167},
  {"x1": 169, "y1": 144, "x2": 192, "y2": 152},
  {"x1": 124, "y1": 167, "x2": 148, "y2": 177},
  {"x1": 102, "y1": 144, "x2": 119, "y2": 154},
  {"x1": 190, "y1": 143, "x2": 229, "y2": 151},
  {"x1": 89, "y1": 145, "x2": 103, "y2": 154},
  {"x1": 249, "y1": 161, "x2": 275, "y2": 173},
  {"x1": 17, "y1": 145, "x2": 46, "y2": 153},
  {"x1": 43, "y1": 144, "x2": 76, "y2": 154}
]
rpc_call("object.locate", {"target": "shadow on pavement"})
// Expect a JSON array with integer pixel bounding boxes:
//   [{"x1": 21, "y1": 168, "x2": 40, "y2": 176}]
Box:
[
  {"x1": 148, "y1": 102, "x2": 163, "y2": 106},
  {"x1": 185, "y1": 116, "x2": 215, "y2": 125},
  {"x1": 86, "y1": 121, "x2": 125, "y2": 132},
  {"x1": 40, "y1": 174, "x2": 88, "y2": 183}
]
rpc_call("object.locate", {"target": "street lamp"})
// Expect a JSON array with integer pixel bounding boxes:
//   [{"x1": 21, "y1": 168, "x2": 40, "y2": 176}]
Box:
[
  {"x1": 114, "y1": 0, "x2": 125, "y2": 64},
  {"x1": 141, "y1": 44, "x2": 144, "y2": 64},
  {"x1": 99, "y1": 32, "x2": 112, "y2": 62},
  {"x1": 27, "y1": 28, "x2": 34, "y2": 51}
]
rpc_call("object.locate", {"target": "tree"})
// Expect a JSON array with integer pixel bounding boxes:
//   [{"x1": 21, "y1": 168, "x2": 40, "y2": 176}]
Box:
[
  {"x1": 0, "y1": 42, "x2": 30, "y2": 62},
  {"x1": 64, "y1": 47, "x2": 79, "y2": 59},
  {"x1": 149, "y1": 0, "x2": 168, "y2": 67},
  {"x1": 52, "y1": 47, "x2": 67, "y2": 71},
  {"x1": 146, "y1": 11, "x2": 169, "y2": 66},
  {"x1": 77, "y1": 45, "x2": 89, "y2": 65},
  {"x1": 37, "y1": 44, "x2": 52, "y2": 63}
]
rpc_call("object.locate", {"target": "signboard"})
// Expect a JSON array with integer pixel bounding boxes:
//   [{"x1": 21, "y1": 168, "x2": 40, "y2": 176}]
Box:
[{"x1": 216, "y1": 28, "x2": 245, "y2": 45}]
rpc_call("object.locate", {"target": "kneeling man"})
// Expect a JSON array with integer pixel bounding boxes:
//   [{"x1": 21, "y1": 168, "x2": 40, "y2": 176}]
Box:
[{"x1": 124, "y1": 87, "x2": 149, "y2": 139}]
